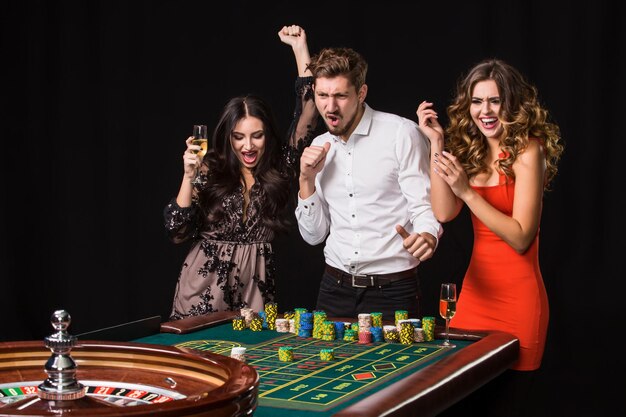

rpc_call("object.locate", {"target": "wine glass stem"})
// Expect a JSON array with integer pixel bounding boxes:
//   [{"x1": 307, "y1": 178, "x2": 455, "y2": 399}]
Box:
[{"x1": 444, "y1": 318, "x2": 450, "y2": 344}]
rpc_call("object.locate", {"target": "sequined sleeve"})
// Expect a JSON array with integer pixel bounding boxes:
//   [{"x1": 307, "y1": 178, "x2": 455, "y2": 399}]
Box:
[
  {"x1": 283, "y1": 76, "x2": 321, "y2": 167},
  {"x1": 163, "y1": 198, "x2": 200, "y2": 243}
]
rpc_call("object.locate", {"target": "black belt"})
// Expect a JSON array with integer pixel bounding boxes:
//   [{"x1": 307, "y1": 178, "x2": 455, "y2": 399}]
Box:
[{"x1": 325, "y1": 265, "x2": 417, "y2": 288}]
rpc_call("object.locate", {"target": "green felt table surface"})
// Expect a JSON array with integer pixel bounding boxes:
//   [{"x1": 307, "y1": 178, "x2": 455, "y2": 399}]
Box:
[{"x1": 135, "y1": 322, "x2": 471, "y2": 417}]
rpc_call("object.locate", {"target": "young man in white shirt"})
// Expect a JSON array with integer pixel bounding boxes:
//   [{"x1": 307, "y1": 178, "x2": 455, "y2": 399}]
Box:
[{"x1": 296, "y1": 47, "x2": 442, "y2": 320}]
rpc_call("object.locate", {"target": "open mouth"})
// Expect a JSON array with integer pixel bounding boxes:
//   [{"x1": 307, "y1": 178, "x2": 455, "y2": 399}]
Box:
[
  {"x1": 326, "y1": 114, "x2": 340, "y2": 127},
  {"x1": 242, "y1": 151, "x2": 257, "y2": 164},
  {"x1": 480, "y1": 117, "x2": 498, "y2": 129}
]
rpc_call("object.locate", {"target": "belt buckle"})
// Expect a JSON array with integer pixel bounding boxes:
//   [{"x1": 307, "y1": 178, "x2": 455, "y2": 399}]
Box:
[{"x1": 351, "y1": 274, "x2": 373, "y2": 288}]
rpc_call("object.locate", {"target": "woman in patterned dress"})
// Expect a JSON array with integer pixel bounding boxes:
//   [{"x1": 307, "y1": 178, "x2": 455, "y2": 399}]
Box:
[{"x1": 164, "y1": 25, "x2": 319, "y2": 320}]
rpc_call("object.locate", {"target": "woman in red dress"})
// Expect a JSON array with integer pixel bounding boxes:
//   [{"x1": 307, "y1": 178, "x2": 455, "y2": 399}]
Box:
[{"x1": 417, "y1": 59, "x2": 563, "y2": 416}]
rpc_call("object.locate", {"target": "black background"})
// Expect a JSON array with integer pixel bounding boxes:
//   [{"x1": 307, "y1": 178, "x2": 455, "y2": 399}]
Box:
[{"x1": 1, "y1": 1, "x2": 623, "y2": 415}]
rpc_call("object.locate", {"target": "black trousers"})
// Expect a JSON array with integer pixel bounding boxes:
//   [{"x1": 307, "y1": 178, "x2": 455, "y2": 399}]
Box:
[{"x1": 315, "y1": 268, "x2": 421, "y2": 322}]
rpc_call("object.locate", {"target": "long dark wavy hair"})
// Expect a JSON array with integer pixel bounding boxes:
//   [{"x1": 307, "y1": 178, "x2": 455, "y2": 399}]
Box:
[
  {"x1": 198, "y1": 95, "x2": 292, "y2": 233},
  {"x1": 446, "y1": 59, "x2": 564, "y2": 189}
]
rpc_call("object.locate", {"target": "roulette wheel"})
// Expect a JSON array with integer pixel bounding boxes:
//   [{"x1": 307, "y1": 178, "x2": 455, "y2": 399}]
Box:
[{"x1": 0, "y1": 310, "x2": 258, "y2": 416}]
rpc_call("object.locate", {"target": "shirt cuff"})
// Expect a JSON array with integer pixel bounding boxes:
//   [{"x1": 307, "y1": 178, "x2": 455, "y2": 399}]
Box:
[
  {"x1": 297, "y1": 192, "x2": 321, "y2": 215},
  {"x1": 414, "y1": 223, "x2": 444, "y2": 250}
]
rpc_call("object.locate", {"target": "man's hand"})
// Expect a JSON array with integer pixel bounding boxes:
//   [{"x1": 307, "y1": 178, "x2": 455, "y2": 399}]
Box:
[{"x1": 396, "y1": 225, "x2": 437, "y2": 262}]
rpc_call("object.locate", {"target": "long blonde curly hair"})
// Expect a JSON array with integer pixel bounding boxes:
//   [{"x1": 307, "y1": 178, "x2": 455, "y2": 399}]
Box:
[{"x1": 445, "y1": 59, "x2": 564, "y2": 189}]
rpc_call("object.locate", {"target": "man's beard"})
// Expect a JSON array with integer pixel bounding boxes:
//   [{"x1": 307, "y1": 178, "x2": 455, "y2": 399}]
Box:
[{"x1": 326, "y1": 112, "x2": 357, "y2": 137}]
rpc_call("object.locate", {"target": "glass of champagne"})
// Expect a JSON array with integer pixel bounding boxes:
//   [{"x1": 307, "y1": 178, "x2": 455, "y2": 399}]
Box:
[
  {"x1": 190, "y1": 125, "x2": 208, "y2": 186},
  {"x1": 438, "y1": 283, "x2": 457, "y2": 348}
]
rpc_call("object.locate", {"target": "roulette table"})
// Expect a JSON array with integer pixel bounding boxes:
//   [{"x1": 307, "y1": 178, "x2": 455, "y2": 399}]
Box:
[
  {"x1": 138, "y1": 311, "x2": 519, "y2": 417},
  {"x1": 0, "y1": 310, "x2": 518, "y2": 417}
]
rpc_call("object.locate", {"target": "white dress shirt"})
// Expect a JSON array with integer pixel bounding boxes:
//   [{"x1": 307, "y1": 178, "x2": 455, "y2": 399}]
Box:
[{"x1": 296, "y1": 104, "x2": 443, "y2": 275}]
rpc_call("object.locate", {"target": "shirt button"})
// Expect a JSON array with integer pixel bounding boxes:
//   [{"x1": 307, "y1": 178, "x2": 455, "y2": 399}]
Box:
[{"x1": 349, "y1": 194, "x2": 353, "y2": 197}]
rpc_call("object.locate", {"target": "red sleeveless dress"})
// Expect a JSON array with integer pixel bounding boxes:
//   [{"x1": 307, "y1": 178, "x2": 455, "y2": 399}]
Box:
[{"x1": 450, "y1": 171, "x2": 549, "y2": 371}]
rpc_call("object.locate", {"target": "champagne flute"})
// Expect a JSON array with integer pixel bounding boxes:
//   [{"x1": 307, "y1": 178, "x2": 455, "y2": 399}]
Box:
[
  {"x1": 438, "y1": 283, "x2": 457, "y2": 348},
  {"x1": 190, "y1": 125, "x2": 208, "y2": 186}
]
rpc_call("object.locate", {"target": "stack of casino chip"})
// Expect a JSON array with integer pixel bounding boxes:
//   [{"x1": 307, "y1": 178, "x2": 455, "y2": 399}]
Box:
[
  {"x1": 371, "y1": 312, "x2": 383, "y2": 328},
  {"x1": 351, "y1": 323, "x2": 359, "y2": 333},
  {"x1": 241, "y1": 307, "x2": 255, "y2": 327},
  {"x1": 321, "y1": 320, "x2": 336, "y2": 341},
  {"x1": 358, "y1": 330, "x2": 372, "y2": 344},
  {"x1": 383, "y1": 324, "x2": 397, "y2": 333},
  {"x1": 343, "y1": 329, "x2": 358, "y2": 341},
  {"x1": 258, "y1": 310, "x2": 268, "y2": 329},
  {"x1": 230, "y1": 347, "x2": 246, "y2": 362},
  {"x1": 319, "y1": 348, "x2": 334, "y2": 361},
  {"x1": 298, "y1": 312, "x2": 313, "y2": 338},
  {"x1": 249, "y1": 314, "x2": 263, "y2": 331},
  {"x1": 275, "y1": 318, "x2": 289, "y2": 333},
  {"x1": 288, "y1": 319, "x2": 296, "y2": 333},
  {"x1": 283, "y1": 310, "x2": 295, "y2": 321},
  {"x1": 383, "y1": 326, "x2": 400, "y2": 343},
  {"x1": 358, "y1": 313, "x2": 372, "y2": 333},
  {"x1": 334, "y1": 321, "x2": 345, "y2": 340},
  {"x1": 370, "y1": 326, "x2": 384, "y2": 342},
  {"x1": 408, "y1": 318, "x2": 421, "y2": 328},
  {"x1": 264, "y1": 302, "x2": 278, "y2": 330},
  {"x1": 232, "y1": 316, "x2": 246, "y2": 331},
  {"x1": 422, "y1": 316, "x2": 435, "y2": 341},
  {"x1": 413, "y1": 327, "x2": 425, "y2": 342},
  {"x1": 313, "y1": 310, "x2": 327, "y2": 339},
  {"x1": 395, "y1": 310, "x2": 408, "y2": 327},
  {"x1": 399, "y1": 321, "x2": 414, "y2": 345},
  {"x1": 294, "y1": 308, "x2": 308, "y2": 334},
  {"x1": 278, "y1": 346, "x2": 294, "y2": 362},
  {"x1": 343, "y1": 322, "x2": 352, "y2": 330},
  {"x1": 397, "y1": 319, "x2": 412, "y2": 330}
]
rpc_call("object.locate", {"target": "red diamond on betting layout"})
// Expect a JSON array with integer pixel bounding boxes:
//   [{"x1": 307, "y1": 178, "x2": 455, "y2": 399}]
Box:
[{"x1": 352, "y1": 372, "x2": 376, "y2": 380}]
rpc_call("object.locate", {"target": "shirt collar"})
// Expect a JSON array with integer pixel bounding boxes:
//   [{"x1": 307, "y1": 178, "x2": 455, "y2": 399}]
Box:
[{"x1": 353, "y1": 103, "x2": 373, "y2": 137}]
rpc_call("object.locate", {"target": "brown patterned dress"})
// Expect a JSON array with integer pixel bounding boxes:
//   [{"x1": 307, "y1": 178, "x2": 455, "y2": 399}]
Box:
[{"x1": 164, "y1": 77, "x2": 318, "y2": 320}]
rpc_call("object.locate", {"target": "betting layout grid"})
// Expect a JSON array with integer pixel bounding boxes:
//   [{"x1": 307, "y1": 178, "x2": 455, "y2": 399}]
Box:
[{"x1": 176, "y1": 329, "x2": 462, "y2": 411}]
